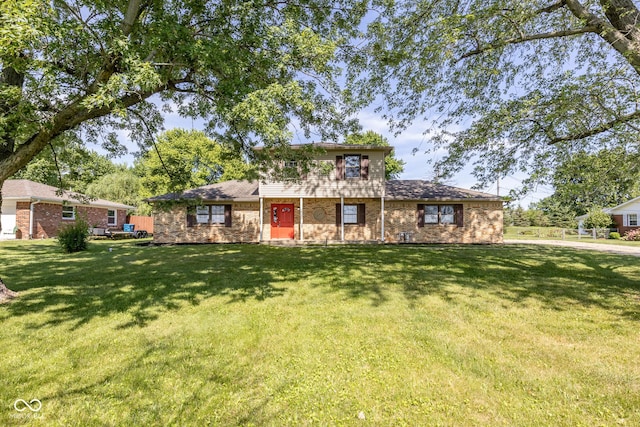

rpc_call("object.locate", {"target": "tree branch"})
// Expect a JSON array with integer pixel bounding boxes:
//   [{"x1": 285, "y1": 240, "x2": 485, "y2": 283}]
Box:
[
  {"x1": 547, "y1": 109, "x2": 640, "y2": 144},
  {"x1": 460, "y1": 27, "x2": 598, "y2": 59},
  {"x1": 565, "y1": 0, "x2": 640, "y2": 75}
]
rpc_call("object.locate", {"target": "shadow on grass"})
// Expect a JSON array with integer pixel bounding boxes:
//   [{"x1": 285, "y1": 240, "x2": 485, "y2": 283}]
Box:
[{"x1": 1, "y1": 241, "x2": 640, "y2": 330}]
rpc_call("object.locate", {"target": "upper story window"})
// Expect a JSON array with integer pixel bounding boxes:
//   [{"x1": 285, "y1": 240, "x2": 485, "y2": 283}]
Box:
[
  {"x1": 107, "y1": 209, "x2": 117, "y2": 226},
  {"x1": 336, "y1": 155, "x2": 369, "y2": 180},
  {"x1": 345, "y1": 155, "x2": 361, "y2": 178},
  {"x1": 62, "y1": 205, "x2": 75, "y2": 220}
]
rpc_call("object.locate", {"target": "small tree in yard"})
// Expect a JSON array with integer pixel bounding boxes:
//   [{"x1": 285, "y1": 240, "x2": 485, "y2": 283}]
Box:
[
  {"x1": 583, "y1": 208, "x2": 613, "y2": 230},
  {"x1": 57, "y1": 217, "x2": 90, "y2": 253}
]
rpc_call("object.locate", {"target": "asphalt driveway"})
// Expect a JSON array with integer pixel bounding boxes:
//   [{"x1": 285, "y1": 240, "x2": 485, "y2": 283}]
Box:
[{"x1": 504, "y1": 239, "x2": 640, "y2": 257}]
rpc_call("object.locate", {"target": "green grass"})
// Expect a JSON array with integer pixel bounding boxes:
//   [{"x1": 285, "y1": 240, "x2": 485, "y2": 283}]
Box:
[{"x1": 1, "y1": 240, "x2": 639, "y2": 426}]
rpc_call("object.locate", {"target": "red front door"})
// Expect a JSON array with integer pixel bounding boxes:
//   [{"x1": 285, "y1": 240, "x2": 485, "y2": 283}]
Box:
[{"x1": 271, "y1": 204, "x2": 295, "y2": 239}]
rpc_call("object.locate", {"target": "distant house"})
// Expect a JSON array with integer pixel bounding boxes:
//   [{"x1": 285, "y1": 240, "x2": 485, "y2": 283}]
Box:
[
  {"x1": 0, "y1": 179, "x2": 134, "y2": 240},
  {"x1": 577, "y1": 196, "x2": 640, "y2": 235},
  {"x1": 148, "y1": 143, "x2": 504, "y2": 244}
]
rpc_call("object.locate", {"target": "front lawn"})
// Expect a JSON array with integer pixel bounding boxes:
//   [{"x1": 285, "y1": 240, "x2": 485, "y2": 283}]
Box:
[{"x1": 1, "y1": 240, "x2": 639, "y2": 425}]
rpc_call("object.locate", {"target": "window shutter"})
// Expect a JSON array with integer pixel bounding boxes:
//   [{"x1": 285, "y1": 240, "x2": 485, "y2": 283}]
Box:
[
  {"x1": 186, "y1": 206, "x2": 196, "y2": 227},
  {"x1": 224, "y1": 204, "x2": 232, "y2": 227},
  {"x1": 336, "y1": 156, "x2": 344, "y2": 180},
  {"x1": 358, "y1": 203, "x2": 366, "y2": 226},
  {"x1": 361, "y1": 155, "x2": 369, "y2": 180},
  {"x1": 417, "y1": 204, "x2": 425, "y2": 227},
  {"x1": 336, "y1": 203, "x2": 342, "y2": 226},
  {"x1": 455, "y1": 204, "x2": 464, "y2": 227}
]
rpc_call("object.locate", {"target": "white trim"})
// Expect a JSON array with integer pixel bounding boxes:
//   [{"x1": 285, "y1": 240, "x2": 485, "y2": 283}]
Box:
[
  {"x1": 61, "y1": 205, "x2": 75, "y2": 220},
  {"x1": 259, "y1": 197, "x2": 264, "y2": 241},
  {"x1": 299, "y1": 197, "x2": 304, "y2": 241},
  {"x1": 107, "y1": 209, "x2": 117, "y2": 226},
  {"x1": 29, "y1": 200, "x2": 42, "y2": 238},
  {"x1": 340, "y1": 196, "x2": 344, "y2": 241},
  {"x1": 381, "y1": 197, "x2": 385, "y2": 242}
]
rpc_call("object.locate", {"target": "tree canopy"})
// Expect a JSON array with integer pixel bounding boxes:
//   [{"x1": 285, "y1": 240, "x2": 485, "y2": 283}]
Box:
[
  {"x1": 345, "y1": 130, "x2": 405, "y2": 179},
  {"x1": 353, "y1": 0, "x2": 640, "y2": 194},
  {"x1": 135, "y1": 128, "x2": 251, "y2": 199},
  {"x1": 535, "y1": 147, "x2": 640, "y2": 216},
  {"x1": 0, "y1": 0, "x2": 367, "y2": 185}
]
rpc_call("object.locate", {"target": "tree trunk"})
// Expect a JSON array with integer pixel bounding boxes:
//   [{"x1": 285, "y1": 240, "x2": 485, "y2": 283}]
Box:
[{"x1": 0, "y1": 276, "x2": 18, "y2": 303}]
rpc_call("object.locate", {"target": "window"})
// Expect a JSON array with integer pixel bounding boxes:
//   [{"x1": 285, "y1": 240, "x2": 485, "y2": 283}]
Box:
[
  {"x1": 211, "y1": 205, "x2": 225, "y2": 224},
  {"x1": 629, "y1": 214, "x2": 638, "y2": 226},
  {"x1": 107, "y1": 209, "x2": 117, "y2": 226},
  {"x1": 336, "y1": 155, "x2": 369, "y2": 180},
  {"x1": 441, "y1": 205, "x2": 455, "y2": 224},
  {"x1": 418, "y1": 204, "x2": 463, "y2": 227},
  {"x1": 345, "y1": 155, "x2": 361, "y2": 178},
  {"x1": 343, "y1": 205, "x2": 358, "y2": 224},
  {"x1": 336, "y1": 203, "x2": 366, "y2": 226},
  {"x1": 188, "y1": 205, "x2": 232, "y2": 227},
  {"x1": 62, "y1": 205, "x2": 75, "y2": 220},
  {"x1": 424, "y1": 205, "x2": 438, "y2": 224}
]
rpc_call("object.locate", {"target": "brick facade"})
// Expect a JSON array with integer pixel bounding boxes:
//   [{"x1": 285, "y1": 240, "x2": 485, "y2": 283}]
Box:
[
  {"x1": 14, "y1": 202, "x2": 128, "y2": 239},
  {"x1": 612, "y1": 214, "x2": 640, "y2": 237},
  {"x1": 153, "y1": 203, "x2": 261, "y2": 244},
  {"x1": 153, "y1": 199, "x2": 503, "y2": 244}
]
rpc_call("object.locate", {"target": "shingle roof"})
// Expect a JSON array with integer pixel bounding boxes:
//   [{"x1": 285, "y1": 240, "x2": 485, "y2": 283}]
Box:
[
  {"x1": 147, "y1": 180, "x2": 260, "y2": 202},
  {"x1": 385, "y1": 180, "x2": 501, "y2": 201},
  {"x1": 2, "y1": 179, "x2": 135, "y2": 209},
  {"x1": 253, "y1": 142, "x2": 393, "y2": 154},
  {"x1": 148, "y1": 179, "x2": 501, "y2": 203}
]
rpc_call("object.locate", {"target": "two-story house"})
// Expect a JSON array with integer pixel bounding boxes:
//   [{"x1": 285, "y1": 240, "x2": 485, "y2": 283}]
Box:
[{"x1": 148, "y1": 143, "x2": 503, "y2": 244}]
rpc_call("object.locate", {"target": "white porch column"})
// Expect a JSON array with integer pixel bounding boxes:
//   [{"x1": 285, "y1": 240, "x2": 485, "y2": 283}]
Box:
[
  {"x1": 259, "y1": 197, "x2": 264, "y2": 242},
  {"x1": 381, "y1": 196, "x2": 385, "y2": 242},
  {"x1": 340, "y1": 196, "x2": 344, "y2": 241},
  {"x1": 299, "y1": 197, "x2": 304, "y2": 241}
]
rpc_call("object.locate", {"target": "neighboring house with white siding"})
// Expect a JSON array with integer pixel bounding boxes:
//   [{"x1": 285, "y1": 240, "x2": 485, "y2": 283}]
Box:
[
  {"x1": 148, "y1": 143, "x2": 504, "y2": 244},
  {"x1": 577, "y1": 196, "x2": 640, "y2": 236}
]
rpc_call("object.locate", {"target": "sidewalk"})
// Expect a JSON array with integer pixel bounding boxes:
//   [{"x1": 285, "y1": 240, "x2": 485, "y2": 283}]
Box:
[{"x1": 504, "y1": 239, "x2": 640, "y2": 257}]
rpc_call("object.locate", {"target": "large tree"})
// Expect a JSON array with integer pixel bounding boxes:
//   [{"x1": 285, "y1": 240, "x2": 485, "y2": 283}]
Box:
[
  {"x1": 354, "y1": 0, "x2": 640, "y2": 195},
  {"x1": 0, "y1": 0, "x2": 364, "y2": 297},
  {"x1": 12, "y1": 137, "x2": 118, "y2": 193},
  {"x1": 135, "y1": 128, "x2": 252, "y2": 199},
  {"x1": 0, "y1": 0, "x2": 366, "y2": 206},
  {"x1": 535, "y1": 147, "x2": 640, "y2": 216}
]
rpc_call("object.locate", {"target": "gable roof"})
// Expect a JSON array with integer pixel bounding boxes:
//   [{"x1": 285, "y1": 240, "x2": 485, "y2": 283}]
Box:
[
  {"x1": 575, "y1": 194, "x2": 640, "y2": 220},
  {"x1": 147, "y1": 180, "x2": 260, "y2": 202},
  {"x1": 2, "y1": 179, "x2": 134, "y2": 209},
  {"x1": 385, "y1": 180, "x2": 501, "y2": 201}
]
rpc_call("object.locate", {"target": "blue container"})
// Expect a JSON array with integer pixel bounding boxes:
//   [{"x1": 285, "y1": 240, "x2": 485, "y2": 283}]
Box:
[{"x1": 123, "y1": 224, "x2": 135, "y2": 232}]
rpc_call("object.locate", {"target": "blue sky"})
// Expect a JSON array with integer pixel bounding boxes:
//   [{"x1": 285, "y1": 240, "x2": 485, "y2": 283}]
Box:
[{"x1": 112, "y1": 100, "x2": 551, "y2": 207}]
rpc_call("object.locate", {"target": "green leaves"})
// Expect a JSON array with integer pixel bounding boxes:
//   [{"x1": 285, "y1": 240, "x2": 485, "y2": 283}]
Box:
[
  {"x1": 0, "y1": 0, "x2": 366, "y2": 183},
  {"x1": 352, "y1": 0, "x2": 640, "y2": 195}
]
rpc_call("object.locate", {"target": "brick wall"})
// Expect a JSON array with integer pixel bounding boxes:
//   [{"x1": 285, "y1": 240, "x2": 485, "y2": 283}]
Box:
[
  {"x1": 14, "y1": 202, "x2": 128, "y2": 239},
  {"x1": 384, "y1": 201, "x2": 503, "y2": 244},
  {"x1": 15, "y1": 202, "x2": 31, "y2": 239},
  {"x1": 152, "y1": 198, "x2": 503, "y2": 244},
  {"x1": 153, "y1": 203, "x2": 260, "y2": 244},
  {"x1": 612, "y1": 214, "x2": 640, "y2": 237}
]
